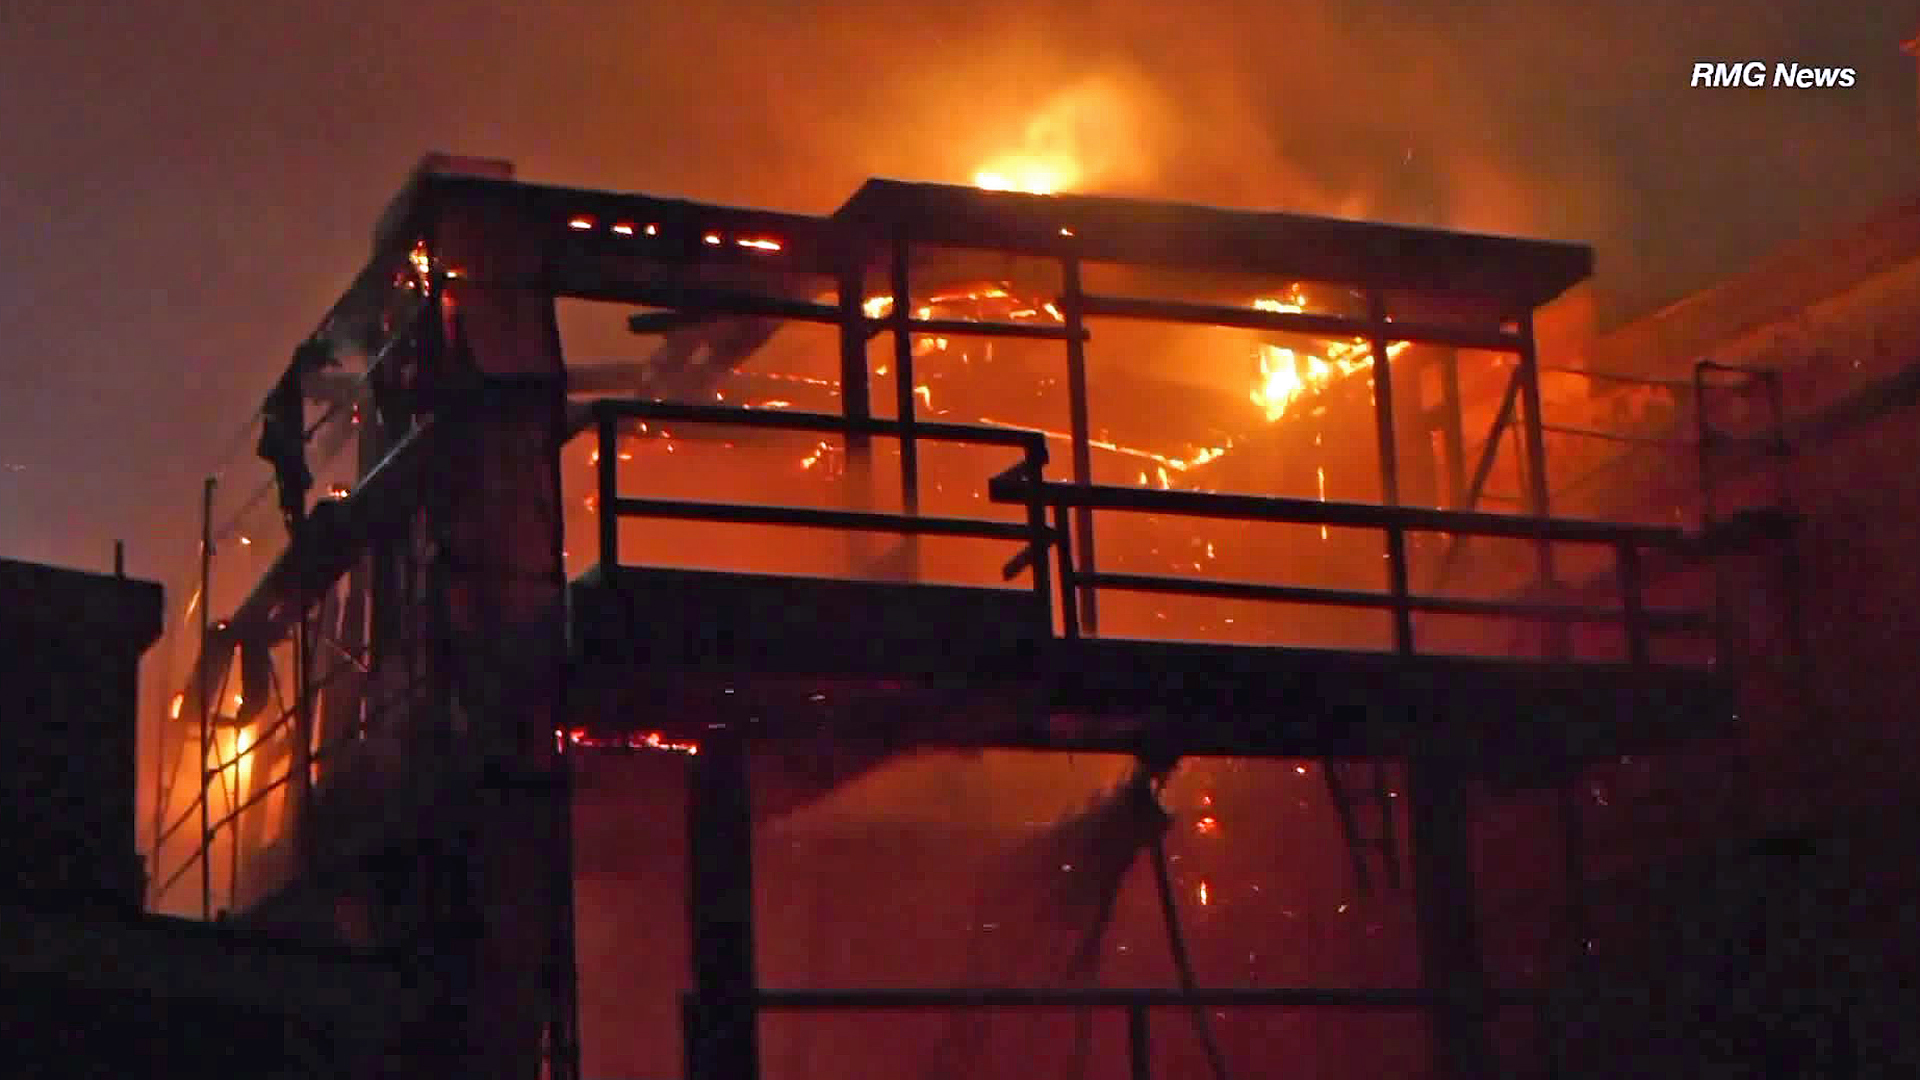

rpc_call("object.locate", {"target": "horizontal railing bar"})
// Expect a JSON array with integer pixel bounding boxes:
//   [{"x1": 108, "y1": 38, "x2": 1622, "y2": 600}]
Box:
[
  {"x1": 1076, "y1": 572, "x2": 1711, "y2": 631},
  {"x1": 1538, "y1": 366, "x2": 1697, "y2": 392},
  {"x1": 991, "y1": 476, "x2": 1688, "y2": 547},
  {"x1": 620, "y1": 285, "x2": 842, "y2": 326},
  {"x1": 609, "y1": 498, "x2": 1033, "y2": 542},
  {"x1": 587, "y1": 398, "x2": 1046, "y2": 452},
  {"x1": 739, "y1": 987, "x2": 1494, "y2": 1011},
  {"x1": 615, "y1": 287, "x2": 1088, "y2": 343},
  {"x1": 1077, "y1": 294, "x2": 1524, "y2": 354},
  {"x1": 889, "y1": 316, "x2": 1086, "y2": 342},
  {"x1": 1540, "y1": 423, "x2": 1692, "y2": 449}
]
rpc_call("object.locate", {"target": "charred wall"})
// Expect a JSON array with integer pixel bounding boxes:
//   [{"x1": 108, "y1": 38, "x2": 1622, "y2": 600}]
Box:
[{"x1": 1470, "y1": 194, "x2": 1920, "y2": 1076}]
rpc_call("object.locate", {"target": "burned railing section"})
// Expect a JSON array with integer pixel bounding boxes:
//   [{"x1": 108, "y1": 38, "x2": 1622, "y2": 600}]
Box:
[
  {"x1": 987, "y1": 472, "x2": 1715, "y2": 664},
  {"x1": 579, "y1": 398, "x2": 1055, "y2": 607}
]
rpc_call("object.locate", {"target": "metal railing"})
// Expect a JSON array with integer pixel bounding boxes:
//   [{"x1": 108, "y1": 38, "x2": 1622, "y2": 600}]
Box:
[
  {"x1": 150, "y1": 613, "x2": 433, "y2": 908},
  {"x1": 582, "y1": 399, "x2": 1056, "y2": 608},
  {"x1": 575, "y1": 397, "x2": 1716, "y2": 667},
  {"x1": 986, "y1": 471, "x2": 1712, "y2": 664}
]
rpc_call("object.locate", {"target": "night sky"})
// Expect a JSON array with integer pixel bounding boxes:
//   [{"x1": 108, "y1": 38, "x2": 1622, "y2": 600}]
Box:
[{"x1": 3, "y1": 0, "x2": 1914, "y2": 575}]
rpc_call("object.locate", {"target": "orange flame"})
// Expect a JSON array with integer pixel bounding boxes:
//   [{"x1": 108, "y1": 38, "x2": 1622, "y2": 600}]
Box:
[{"x1": 1249, "y1": 297, "x2": 1413, "y2": 422}]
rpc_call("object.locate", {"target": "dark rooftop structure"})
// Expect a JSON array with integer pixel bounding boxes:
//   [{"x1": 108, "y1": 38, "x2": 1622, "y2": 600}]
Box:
[{"x1": 834, "y1": 179, "x2": 1595, "y2": 309}]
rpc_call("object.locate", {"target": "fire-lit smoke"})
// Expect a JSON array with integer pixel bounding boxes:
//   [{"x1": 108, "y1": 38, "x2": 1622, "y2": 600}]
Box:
[{"x1": 971, "y1": 73, "x2": 1164, "y2": 197}]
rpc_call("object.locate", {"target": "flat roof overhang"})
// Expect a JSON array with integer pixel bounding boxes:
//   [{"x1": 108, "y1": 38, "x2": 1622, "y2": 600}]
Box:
[{"x1": 834, "y1": 179, "x2": 1594, "y2": 311}]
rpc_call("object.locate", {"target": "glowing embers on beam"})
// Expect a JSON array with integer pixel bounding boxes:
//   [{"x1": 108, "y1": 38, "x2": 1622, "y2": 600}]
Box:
[
  {"x1": 557, "y1": 726, "x2": 699, "y2": 755},
  {"x1": 568, "y1": 214, "x2": 769, "y2": 251},
  {"x1": 1248, "y1": 296, "x2": 1413, "y2": 423},
  {"x1": 406, "y1": 240, "x2": 433, "y2": 291}
]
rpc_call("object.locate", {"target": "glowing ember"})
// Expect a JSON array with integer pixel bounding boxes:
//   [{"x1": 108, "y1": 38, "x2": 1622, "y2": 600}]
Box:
[
  {"x1": 611, "y1": 222, "x2": 636, "y2": 236},
  {"x1": 407, "y1": 240, "x2": 433, "y2": 288},
  {"x1": 1197, "y1": 880, "x2": 1211, "y2": 906},
  {"x1": 1194, "y1": 815, "x2": 1220, "y2": 836},
  {"x1": 567, "y1": 216, "x2": 595, "y2": 231},
  {"x1": 1316, "y1": 465, "x2": 1329, "y2": 540},
  {"x1": 633, "y1": 731, "x2": 699, "y2": 755},
  {"x1": 735, "y1": 237, "x2": 783, "y2": 252}
]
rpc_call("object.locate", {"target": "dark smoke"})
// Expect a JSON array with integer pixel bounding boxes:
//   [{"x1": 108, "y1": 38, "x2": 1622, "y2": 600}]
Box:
[{"x1": 1, "y1": 1, "x2": 1912, "y2": 567}]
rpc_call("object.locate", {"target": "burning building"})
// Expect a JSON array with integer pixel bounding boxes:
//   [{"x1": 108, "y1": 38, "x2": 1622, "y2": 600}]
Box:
[{"x1": 133, "y1": 151, "x2": 1811, "y2": 1080}]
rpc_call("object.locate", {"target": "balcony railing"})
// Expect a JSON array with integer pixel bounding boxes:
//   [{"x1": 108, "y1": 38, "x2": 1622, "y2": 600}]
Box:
[
  {"x1": 581, "y1": 398, "x2": 1056, "y2": 607},
  {"x1": 578, "y1": 398, "x2": 1717, "y2": 668}
]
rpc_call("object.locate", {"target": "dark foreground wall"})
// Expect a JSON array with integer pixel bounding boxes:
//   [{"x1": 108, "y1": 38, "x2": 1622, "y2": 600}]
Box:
[
  {"x1": 1514, "y1": 202, "x2": 1920, "y2": 1077},
  {"x1": 0, "y1": 557, "x2": 160, "y2": 912}
]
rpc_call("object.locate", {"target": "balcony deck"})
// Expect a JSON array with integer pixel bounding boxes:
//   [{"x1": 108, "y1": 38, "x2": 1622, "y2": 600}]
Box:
[
  {"x1": 563, "y1": 400, "x2": 1735, "y2": 773},
  {"x1": 566, "y1": 567, "x2": 1730, "y2": 771}
]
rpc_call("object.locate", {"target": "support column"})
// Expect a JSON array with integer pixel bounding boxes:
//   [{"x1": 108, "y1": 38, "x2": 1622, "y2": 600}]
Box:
[
  {"x1": 1367, "y1": 291, "x2": 1414, "y2": 654},
  {"x1": 837, "y1": 254, "x2": 883, "y2": 580},
  {"x1": 1060, "y1": 256, "x2": 1097, "y2": 634},
  {"x1": 888, "y1": 234, "x2": 922, "y2": 582},
  {"x1": 1408, "y1": 739, "x2": 1493, "y2": 1080},
  {"x1": 687, "y1": 726, "x2": 758, "y2": 1080},
  {"x1": 1436, "y1": 350, "x2": 1468, "y2": 509},
  {"x1": 1515, "y1": 311, "x2": 1559, "y2": 593}
]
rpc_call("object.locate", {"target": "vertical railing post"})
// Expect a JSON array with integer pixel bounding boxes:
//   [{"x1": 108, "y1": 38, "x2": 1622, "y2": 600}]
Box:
[
  {"x1": 1022, "y1": 440, "x2": 1053, "y2": 615},
  {"x1": 1437, "y1": 351, "x2": 1468, "y2": 509},
  {"x1": 1060, "y1": 256, "x2": 1097, "y2": 635},
  {"x1": 1387, "y1": 522, "x2": 1414, "y2": 656},
  {"x1": 198, "y1": 475, "x2": 215, "y2": 922},
  {"x1": 1052, "y1": 501, "x2": 1080, "y2": 641},
  {"x1": 1514, "y1": 311, "x2": 1565, "y2": 660},
  {"x1": 596, "y1": 405, "x2": 618, "y2": 574},
  {"x1": 1127, "y1": 1001, "x2": 1152, "y2": 1080},
  {"x1": 1616, "y1": 539, "x2": 1648, "y2": 666},
  {"x1": 1366, "y1": 290, "x2": 1414, "y2": 655},
  {"x1": 889, "y1": 233, "x2": 919, "y2": 516}
]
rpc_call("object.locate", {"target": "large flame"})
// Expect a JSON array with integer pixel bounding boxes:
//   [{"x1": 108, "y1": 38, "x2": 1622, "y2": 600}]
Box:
[
  {"x1": 974, "y1": 161, "x2": 1072, "y2": 196},
  {"x1": 1249, "y1": 296, "x2": 1411, "y2": 422}
]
